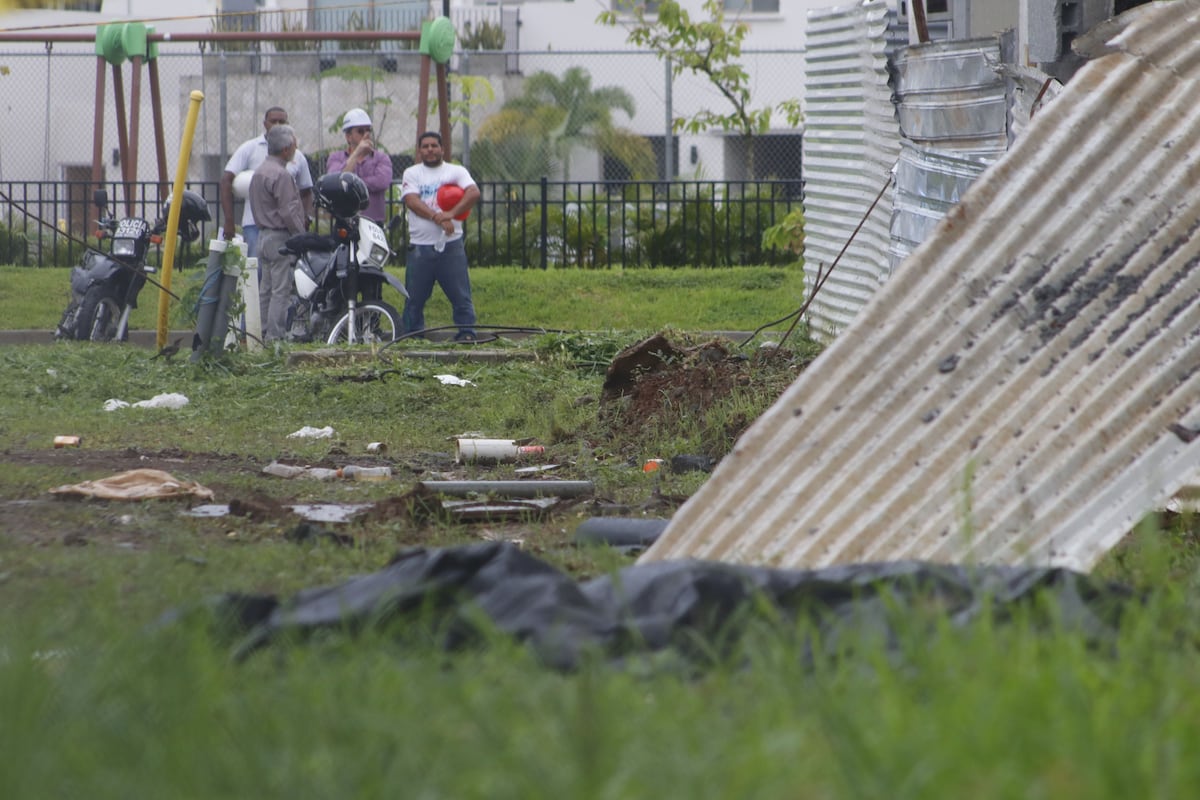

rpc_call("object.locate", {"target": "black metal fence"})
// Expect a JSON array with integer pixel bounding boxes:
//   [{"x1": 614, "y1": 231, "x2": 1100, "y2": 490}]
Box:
[{"x1": 0, "y1": 178, "x2": 804, "y2": 270}]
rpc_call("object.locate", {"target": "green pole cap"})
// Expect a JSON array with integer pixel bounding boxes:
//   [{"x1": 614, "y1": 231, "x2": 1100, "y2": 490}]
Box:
[
  {"x1": 95, "y1": 23, "x2": 128, "y2": 65},
  {"x1": 121, "y1": 22, "x2": 148, "y2": 60},
  {"x1": 419, "y1": 16, "x2": 456, "y2": 64}
]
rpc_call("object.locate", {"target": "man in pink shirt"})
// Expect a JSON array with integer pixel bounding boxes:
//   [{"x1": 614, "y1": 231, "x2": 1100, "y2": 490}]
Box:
[{"x1": 325, "y1": 108, "x2": 393, "y2": 224}]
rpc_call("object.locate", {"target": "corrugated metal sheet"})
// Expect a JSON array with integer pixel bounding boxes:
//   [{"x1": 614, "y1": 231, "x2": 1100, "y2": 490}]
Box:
[
  {"x1": 887, "y1": 141, "x2": 990, "y2": 273},
  {"x1": 800, "y1": 2, "x2": 901, "y2": 338},
  {"x1": 999, "y1": 63, "x2": 1065, "y2": 146},
  {"x1": 891, "y1": 37, "x2": 1008, "y2": 159},
  {"x1": 642, "y1": 1, "x2": 1200, "y2": 573}
]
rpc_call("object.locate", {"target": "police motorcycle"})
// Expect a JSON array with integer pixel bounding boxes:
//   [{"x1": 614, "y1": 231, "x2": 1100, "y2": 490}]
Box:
[
  {"x1": 282, "y1": 172, "x2": 407, "y2": 345},
  {"x1": 55, "y1": 189, "x2": 211, "y2": 342}
]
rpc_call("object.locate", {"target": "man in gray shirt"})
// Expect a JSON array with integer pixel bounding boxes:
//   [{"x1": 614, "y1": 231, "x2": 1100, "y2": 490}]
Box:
[{"x1": 249, "y1": 124, "x2": 307, "y2": 343}]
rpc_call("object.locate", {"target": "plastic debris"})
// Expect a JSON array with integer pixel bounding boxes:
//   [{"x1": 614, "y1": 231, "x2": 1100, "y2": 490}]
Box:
[
  {"x1": 50, "y1": 468, "x2": 215, "y2": 501},
  {"x1": 434, "y1": 374, "x2": 475, "y2": 387},
  {"x1": 339, "y1": 465, "x2": 393, "y2": 481},
  {"x1": 287, "y1": 425, "x2": 336, "y2": 439},
  {"x1": 261, "y1": 462, "x2": 339, "y2": 480},
  {"x1": 103, "y1": 393, "x2": 190, "y2": 411},
  {"x1": 163, "y1": 542, "x2": 1137, "y2": 672}
]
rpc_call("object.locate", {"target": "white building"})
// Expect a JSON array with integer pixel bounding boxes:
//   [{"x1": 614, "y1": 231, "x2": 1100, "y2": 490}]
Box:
[{"x1": 0, "y1": 1, "x2": 1137, "y2": 185}]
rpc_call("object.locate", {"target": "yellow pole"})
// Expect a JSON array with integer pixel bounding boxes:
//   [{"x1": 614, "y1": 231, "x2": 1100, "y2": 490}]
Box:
[{"x1": 156, "y1": 89, "x2": 204, "y2": 349}]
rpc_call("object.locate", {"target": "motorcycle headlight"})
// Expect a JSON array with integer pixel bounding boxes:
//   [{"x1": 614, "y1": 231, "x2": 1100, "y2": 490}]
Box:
[
  {"x1": 112, "y1": 238, "x2": 137, "y2": 257},
  {"x1": 363, "y1": 242, "x2": 389, "y2": 268}
]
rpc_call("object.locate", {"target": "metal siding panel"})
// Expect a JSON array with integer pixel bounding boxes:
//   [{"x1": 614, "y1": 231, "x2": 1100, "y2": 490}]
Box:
[
  {"x1": 801, "y1": 1, "x2": 900, "y2": 341},
  {"x1": 642, "y1": 1, "x2": 1200, "y2": 573}
]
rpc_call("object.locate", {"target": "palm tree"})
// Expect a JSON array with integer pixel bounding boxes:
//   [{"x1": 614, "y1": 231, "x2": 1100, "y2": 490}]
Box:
[{"x1": 474, "y1": 67, "x2": 654, "y2": 182}]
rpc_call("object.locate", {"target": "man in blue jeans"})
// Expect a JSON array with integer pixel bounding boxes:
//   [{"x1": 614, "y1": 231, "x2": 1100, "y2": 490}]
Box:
[{"x1": 400, "y1": 131, "x2": 481, "y2": 342}]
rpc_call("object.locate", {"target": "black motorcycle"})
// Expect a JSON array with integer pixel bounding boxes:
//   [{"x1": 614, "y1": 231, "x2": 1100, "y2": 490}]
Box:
[
  {"x1": 281, "y1": 172, "x2": 407, "y2": 345},
  {"x1": 55, "y1": 188, "x2": 210, "y2": 342}
]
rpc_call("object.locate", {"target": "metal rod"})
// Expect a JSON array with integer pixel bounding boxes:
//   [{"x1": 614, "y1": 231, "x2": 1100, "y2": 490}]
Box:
[{"x1": 418, "y1": 481, "x2": 594, "y2": 498}]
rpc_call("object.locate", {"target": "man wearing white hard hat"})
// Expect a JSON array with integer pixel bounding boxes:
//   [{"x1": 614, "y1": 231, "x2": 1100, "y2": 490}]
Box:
[
  {"x1": 325, "y1": 107, "x2": 392, "y2": 225},
  {"x1": 220, "y1": 106, "x2": 315, "y2": 257}
]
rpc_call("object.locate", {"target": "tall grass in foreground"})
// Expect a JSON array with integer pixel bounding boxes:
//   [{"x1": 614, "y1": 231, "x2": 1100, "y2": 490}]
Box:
[{"x1": 2, "y1": 536, "x2": 1200, "y2": 798}]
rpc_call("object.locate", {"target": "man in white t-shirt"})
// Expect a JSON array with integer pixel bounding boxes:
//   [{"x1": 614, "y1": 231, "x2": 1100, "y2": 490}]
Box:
[
  {"x1": 219, "y1": 106, "x2": 314, "y2": 258},
  {"x1": 400, "y1": 131, "x2": 481, "y2": 342}
]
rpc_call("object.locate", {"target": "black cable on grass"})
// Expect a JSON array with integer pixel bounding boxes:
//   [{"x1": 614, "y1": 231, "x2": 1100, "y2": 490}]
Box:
[{"x1": 379, "y1": 324, "x2": 572, "y2": 353}]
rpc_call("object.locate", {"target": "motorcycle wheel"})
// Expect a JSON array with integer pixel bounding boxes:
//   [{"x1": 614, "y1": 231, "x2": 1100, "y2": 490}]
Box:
[
  {"x1": 75, "y1": 287, "x2": 123, "y2": 342},
  {"x1": 55, "y1": 302, "x2": 80, "y2": 340},
  {"x1": 325, "y1": 301, "x2": 401, "y2": 345}
]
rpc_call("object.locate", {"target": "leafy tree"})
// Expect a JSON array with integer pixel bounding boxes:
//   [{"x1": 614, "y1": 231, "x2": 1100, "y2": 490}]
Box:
[
  {"x1": 598, "y1": 0, "x2": 802, "y2": 176},
  {"x1": 473, "y1": 66, "x2": 654, "y2": 182}
]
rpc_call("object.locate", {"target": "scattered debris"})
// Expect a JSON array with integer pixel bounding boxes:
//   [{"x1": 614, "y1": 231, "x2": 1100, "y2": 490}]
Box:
[
  {"x1": 671, "y1": 455, "x2": 716, "y2": 473},
  {"x1": 103, "y1": 392, "x2": 190, "y2": 411},
  {"x1": 287, "y1": 425, "x2": 336, "y2": 439},
  {"x1": 434, "y1": 374, "x2": 475, "y2": 387},
  {"x1": 456, "y1": 438, "x2": 546, "y2": 463},
  {"x1": 573, "y1": 516, "x2": 669, "y2": 554},
  {"x1": 49, "y1": 468, "x2": 214, "y2": 501}
]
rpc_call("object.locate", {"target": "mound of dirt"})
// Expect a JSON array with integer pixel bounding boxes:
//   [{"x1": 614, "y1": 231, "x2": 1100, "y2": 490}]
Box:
[{"x1": 596, "y1": 333, "x2": 811, "y2": 459}]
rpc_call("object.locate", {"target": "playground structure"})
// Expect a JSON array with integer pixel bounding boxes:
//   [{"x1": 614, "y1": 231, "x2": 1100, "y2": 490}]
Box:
[{"x1": 2, "y1": 17, "x2": 458, "y2": 215}]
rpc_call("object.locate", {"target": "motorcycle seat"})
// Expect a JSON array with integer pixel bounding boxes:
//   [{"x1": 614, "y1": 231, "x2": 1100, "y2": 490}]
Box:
[{"x1": 281, "y1": 233, "x2": 339, "y2": 255}]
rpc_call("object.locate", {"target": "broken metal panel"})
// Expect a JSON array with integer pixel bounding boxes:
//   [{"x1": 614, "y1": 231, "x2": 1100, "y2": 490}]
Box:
[
  {"x1": 999, "y1": 62, "x2": 1065, "y2": 145},
  {"x1": 642, "y1": 1, "x2": 1200, "y2": 573},
  {"x1": 802, "y1": 1, "x2": 902, "y2": 338}
]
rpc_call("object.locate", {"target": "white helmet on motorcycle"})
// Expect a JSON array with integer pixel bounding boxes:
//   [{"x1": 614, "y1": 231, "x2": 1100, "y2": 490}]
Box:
[{"x1": 316, "y1": 172, "x2": 370, "y2": 220}]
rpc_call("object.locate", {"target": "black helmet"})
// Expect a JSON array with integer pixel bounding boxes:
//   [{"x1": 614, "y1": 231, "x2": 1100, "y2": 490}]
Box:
[
  {"x1": 316, "y1": 172, "x2": 370, "y2": 219},
  {"x1": 162, "y1": 190, "x2": 212, "y2": 243}
]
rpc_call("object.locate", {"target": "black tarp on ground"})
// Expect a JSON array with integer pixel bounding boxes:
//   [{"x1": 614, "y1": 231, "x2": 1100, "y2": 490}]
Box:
[{"x1": 164, "y1": 542, "x2": 1136, "y2": 670}]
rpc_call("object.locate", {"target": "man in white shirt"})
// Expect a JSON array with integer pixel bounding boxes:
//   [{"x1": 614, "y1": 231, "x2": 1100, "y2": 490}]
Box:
[
  {"x1": 400, "y1": 131, "x2": 480, "y2": 342},
  {"x1": 219, "y1": 106, "x2": 314, "y2": 257}
]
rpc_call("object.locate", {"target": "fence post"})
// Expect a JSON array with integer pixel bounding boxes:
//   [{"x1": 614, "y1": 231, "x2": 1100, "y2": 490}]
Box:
[
  {"x1": 540, "y1": 175, "x2": 548, "y2": 270},
  {"x1": 664, "y1": 57, "x2": 673, "y2": 182}
]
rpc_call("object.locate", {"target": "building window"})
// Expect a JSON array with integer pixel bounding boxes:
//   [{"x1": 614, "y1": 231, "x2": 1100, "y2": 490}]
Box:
[
  {"x1": 724, "y1": 0, "x2": 781, "y2": 12},
  {"x1": 611, "y1": 0, "x2": 662, "y2": 14}
]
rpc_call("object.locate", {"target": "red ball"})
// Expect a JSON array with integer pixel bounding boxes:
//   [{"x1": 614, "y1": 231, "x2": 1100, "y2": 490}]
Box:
[{"x1": 435, "y1": 184, "x2": 470, "y2": 221}]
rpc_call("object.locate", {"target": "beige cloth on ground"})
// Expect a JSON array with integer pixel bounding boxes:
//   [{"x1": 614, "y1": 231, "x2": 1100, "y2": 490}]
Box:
[{"x1": 49, "y1": 468, "x2": 215, "y2": 501}]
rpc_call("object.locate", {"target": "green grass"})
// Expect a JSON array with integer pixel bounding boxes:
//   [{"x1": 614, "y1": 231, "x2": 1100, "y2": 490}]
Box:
[
  {"x1": 0, "y1": 264, "x2": 809, "y2": 333},
  {"x1": 3, "y1": 265, "x2": 1200, "y2": 797}
]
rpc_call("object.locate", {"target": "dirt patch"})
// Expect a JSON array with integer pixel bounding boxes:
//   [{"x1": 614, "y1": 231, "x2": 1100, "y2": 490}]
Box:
[
  {"x1": 597, "y1": 334, "x2": 810, "y2": 458},
  {"x1": 0, "y1": 334, "x2": 811, "y2": 550}
]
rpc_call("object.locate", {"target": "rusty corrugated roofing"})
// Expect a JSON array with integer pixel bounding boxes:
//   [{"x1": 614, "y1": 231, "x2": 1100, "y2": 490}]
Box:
[{"x1": 642, "y1": 1, "x2": 1200, "y2": 572}]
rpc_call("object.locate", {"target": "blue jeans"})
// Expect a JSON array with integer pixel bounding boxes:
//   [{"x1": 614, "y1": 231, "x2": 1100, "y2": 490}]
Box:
[
  {"x1": 402, "y1": 238, "x2": 476, "y2": 337},
  {"x1": 243, "y1": 224, "x2": 260, "y2": 260}
]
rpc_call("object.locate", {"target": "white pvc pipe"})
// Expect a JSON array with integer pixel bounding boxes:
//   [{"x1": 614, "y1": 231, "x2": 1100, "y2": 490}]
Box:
[{"x1": 456, "y1": 438, "x2": 545, "y2": 463}]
